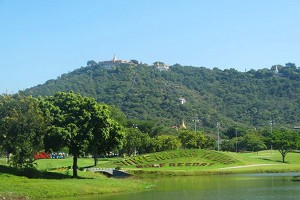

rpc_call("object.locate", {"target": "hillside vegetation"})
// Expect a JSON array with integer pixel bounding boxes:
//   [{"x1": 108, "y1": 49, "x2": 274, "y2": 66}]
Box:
[{"x1": 24, "y1": 62, "x2": 300, "y2": 129}]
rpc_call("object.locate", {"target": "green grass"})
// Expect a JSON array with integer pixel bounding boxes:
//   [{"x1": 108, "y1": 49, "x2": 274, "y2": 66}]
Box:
[
  {"x1": 0, "y1": 157, "x2": 153, "y2": 199},
  {"x1": 1, "y1": 149, "x2": 299, "y2": 199},
  {"x1": 34, "y1": 157, "x2": 95, "y2": 170},
  {"x1": 0, "y1": 172, "x2": 152, "y2": 199},
  {"x1": 97, "y1": 149, "x2": 300, "y2": 176}
]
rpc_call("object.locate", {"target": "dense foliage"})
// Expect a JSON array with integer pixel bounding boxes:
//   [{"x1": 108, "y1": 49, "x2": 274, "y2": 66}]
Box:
[
  {"x1": 2, "y1": 61, "x2": 300, "y2": 169},
  {"x1": 1, "y1": 91, "x2": 299, "y2": 170},
  {"x1": 0, "y1": 95, "x2": 46, "y2": 168},
  {"x1": 271, "y1": 128, "x2": 300, "y2": 162},
  {"x1": 0, "y1": 92, "x2": 124, "y2": 177},
  {"x1": 23, "y1": 62, "x2": 300, "y2": 131},
  {"x1": 43, "y1": 92, "x2": 124, "y2": 177}
]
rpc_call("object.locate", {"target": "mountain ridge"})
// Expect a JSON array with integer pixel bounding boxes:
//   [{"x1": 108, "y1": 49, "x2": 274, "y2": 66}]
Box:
[{"x1": 23, "y1": 61, "x2": 300, "y2": 130}]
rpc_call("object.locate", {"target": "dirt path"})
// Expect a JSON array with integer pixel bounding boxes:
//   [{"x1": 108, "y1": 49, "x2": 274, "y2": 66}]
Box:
[{"x1": 218, "y1": 164, "x2": 282, "y2": 170}]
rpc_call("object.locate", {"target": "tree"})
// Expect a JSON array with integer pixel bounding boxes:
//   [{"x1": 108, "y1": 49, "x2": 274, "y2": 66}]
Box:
[
  {"x1": 285, "y1": 62, "x2": 297, "y2": 69},
  {"x1": 87, "y1": 60, "x2": 97, "y2": 66},
  {"x1": 271, "y1": 129, "x2": 300, "y2": 163},
  {"x1": 120, "y1": 127, "x2": 158, "y2": 156},
  {"x1": 220, "y1": 139, "x2": 236, "y2": 152},
  {"x1": 153, "y1": 61, "x2": 165, "y2": 66},
  {"x1": 241, "y1": 132, "x2": 267, "y2": 152},
  {"x1": 121, "y1": 127, "x2": 144, "y2": 156},
  {"x1": 22, "y1": 61, "x2": 300, "y2": 130},
  {"x1": 107, "y1": 105, "x2": 127, "y2": 126},
  {"x1": 156, "y1": 135, "x2": 181, "y2": 151},
  {"x1": 130, "y1": 59, "x2": 139, "y2": 65},
  {"x1": 0, "y1": 94, "x2": 46, "y2": 168},
  {"x1": 203, "y1": 136, "x2": 217, "y2": 150},
  {"x1": 178, "y1": 130, "x2": 206, "y2": 149},
  {"x1": 88, "y1": 110, "x2": 124, "y2": 166},
  {"x1": 44, "y1": 91, "x2": 123, "y2": 177}
]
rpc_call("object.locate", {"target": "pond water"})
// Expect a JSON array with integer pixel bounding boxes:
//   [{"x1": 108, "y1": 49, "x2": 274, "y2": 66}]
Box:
[{"x1": 64, "y1": 173, "x2": 300, "y2": 200}]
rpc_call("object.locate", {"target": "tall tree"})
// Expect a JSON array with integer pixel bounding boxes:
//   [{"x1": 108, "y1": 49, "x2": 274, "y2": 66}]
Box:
[
  {"x1": 0, "y1": 94, "x2": 46, "y2": 167},
  {"x1": 88, "y1": 106, "x2": 124, "y2": 166},
  {"x1": 271, "y1": 129, "x2": 300, "y2": 163},
  {"x1": 44, "y1": 91, "x2": 123, "y2": 177}
]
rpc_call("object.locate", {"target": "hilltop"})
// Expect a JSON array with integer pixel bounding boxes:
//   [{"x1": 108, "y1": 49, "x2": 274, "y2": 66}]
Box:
[{"x1": 23, "y1": 58, "x2": 300, "y2": 129}]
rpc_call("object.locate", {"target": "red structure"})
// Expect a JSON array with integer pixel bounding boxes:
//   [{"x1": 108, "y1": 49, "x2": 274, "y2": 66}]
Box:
[{"x1": 34, "y1": 152, "x2": 50, "y2": 159}]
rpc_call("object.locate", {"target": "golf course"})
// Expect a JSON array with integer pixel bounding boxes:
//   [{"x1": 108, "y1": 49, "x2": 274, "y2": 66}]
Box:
[{"x1": 0, "y1": 149, "x2": 300, "y2": 199}]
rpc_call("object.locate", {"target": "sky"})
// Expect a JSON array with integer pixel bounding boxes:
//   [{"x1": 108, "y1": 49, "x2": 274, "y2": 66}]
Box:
[{"x1": 1, "y1": 0, "x2": 300, "y2": 94}]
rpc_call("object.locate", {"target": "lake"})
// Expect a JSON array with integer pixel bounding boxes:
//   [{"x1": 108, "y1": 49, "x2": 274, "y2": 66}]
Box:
[{"x1": 63, "y1": 172, "x2": 300, "y2": 200}]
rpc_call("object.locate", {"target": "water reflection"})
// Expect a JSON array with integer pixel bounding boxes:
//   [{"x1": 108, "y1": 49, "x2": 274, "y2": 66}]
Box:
[{"x1": 58, "y1": 173, "x2": 300, "y2": 200}]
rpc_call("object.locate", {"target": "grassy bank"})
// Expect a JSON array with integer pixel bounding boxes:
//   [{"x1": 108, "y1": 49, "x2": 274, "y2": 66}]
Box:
[
  {"x1": 0, "y1": 159, "x2": 152, "y2": 199},
  {"x1": 0, "y1": 172, "x2": 152, "y2": 199}
]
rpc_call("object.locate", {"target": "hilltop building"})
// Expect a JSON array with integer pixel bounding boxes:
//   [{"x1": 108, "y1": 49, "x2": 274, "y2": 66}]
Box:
[
  {"x1": 273, "y1": 65, "x2": 283, "y2": 77},
  {"x1": 294, "y1": 126, "x2": 300, "y2": 130},
  {"x1": 155, "y1": 62, "x2": 169, "y2": 71},
  {"x1": 98, "y1": 55, "x2": 132, "y2": 68},
  {"x1": 97, "y1": 55, "x2": 170, "y2": 71},
  {"x1": 179, "y1": 98, "x2": 186, "y2": 105},
  {"x1": 275, "y1": 65, "x2": 279, "y2": 73}
]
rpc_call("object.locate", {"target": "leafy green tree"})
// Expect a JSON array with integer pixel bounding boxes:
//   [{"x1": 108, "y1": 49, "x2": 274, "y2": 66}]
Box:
[
  {"x1": 130, "y1": 59, "x2": 139, "y2": 65},
  {"x1": 121, "y1": 127, "x2": 144, "y2": 156},
  {"x1": 241, "y1": 132, "x2": 267, "y2": 152},
  {"x1": 126, "y1": 120, "x2": 163, "y2": 137},
  {"x1": 285, "y1": 62, "x2": 297, "y2": 69},
  {"x1": 271, "y1": 129, "x2": 300, "y2": 163},
  {"x1": 0, "y1": 95, "x2": 11, "y2": 162},
  {"x1": 203, "y1": 135, "x2": 217, "y2": 150},
  {"x1": 121, "y1": 126, "x2": 158, "y2": 156},
  {"x1": 153, "y1": 61, "x2": 165, "y2": 65},
  {"x1": 142, "y1": 137, "x2": 158, "y2": 154},
  {"x1": 88, "y1": 110, "x2": 124, "y2": 166},
  {"x1": 178, "y1": 130, "x2": 206, "y2": 149},
  {"x1": 0, "y1": 95, "x2": 46, "y2": 168},
  {"x1": 107, "y1": 105, "x2": 127, "y2": 126},
  {"x1": 223, "y1": 127, "x2": 246, "y2": 139},
  {"x1": 87, "y1": 60, "x2": 97, "y2": 66},
  {"x1": 44, "y1": 91, "x2": 122, "y2": 177},
  {"x1": 156, "y1": 135, "x2": 182, "y2": 151},
  {"x1": 220, "y1": 139, "x2": 236, "y2": 152}
]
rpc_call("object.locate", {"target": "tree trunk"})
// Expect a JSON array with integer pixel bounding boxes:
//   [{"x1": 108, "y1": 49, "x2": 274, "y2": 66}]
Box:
[
  {"x1": 94, "y1": 154, "x2": 98, "y2": 166},
  {"x1": 73, "y1": 154, "x2": 78, "y2": 178},
  {"x1": 281, "y1": 150, "x2": 287, "y2": 163},
  {"x1": 6, "y1": 151, "x2": 10, "y2": 164}
]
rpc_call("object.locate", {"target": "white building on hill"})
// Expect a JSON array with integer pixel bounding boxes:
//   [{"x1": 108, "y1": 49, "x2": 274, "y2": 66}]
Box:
[
  {"x1": 98, "y1": 55, "x2": 131, "y2": 68},
  {"x1": 155, "y1": 62, "x2": 169, "y2": 71}
]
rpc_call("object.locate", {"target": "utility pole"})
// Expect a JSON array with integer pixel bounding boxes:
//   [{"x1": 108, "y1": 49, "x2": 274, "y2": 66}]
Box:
[
  {"x1": 217, "y1": 122, "x2": 220, "y2": 151},
  {"x1": 193, "y1": 118, "x2": 199, "y2": 132},
  {"x1": 235, "y1": 128, "x2": 238, "y2": 153},
  {"x1": 270, "y1": 119, "x2": 275, "y2": 155}
]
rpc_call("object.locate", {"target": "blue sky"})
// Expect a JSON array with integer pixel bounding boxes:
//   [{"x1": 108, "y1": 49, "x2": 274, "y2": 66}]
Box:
[{"x1": 1, "y1": 0, "x2": 300, "y2": 94}]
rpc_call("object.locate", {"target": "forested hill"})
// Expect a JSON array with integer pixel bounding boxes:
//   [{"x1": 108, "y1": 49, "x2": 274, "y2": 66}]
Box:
[{"x1": 23, "y1": 62, "x2": 300, "y2": 129}]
